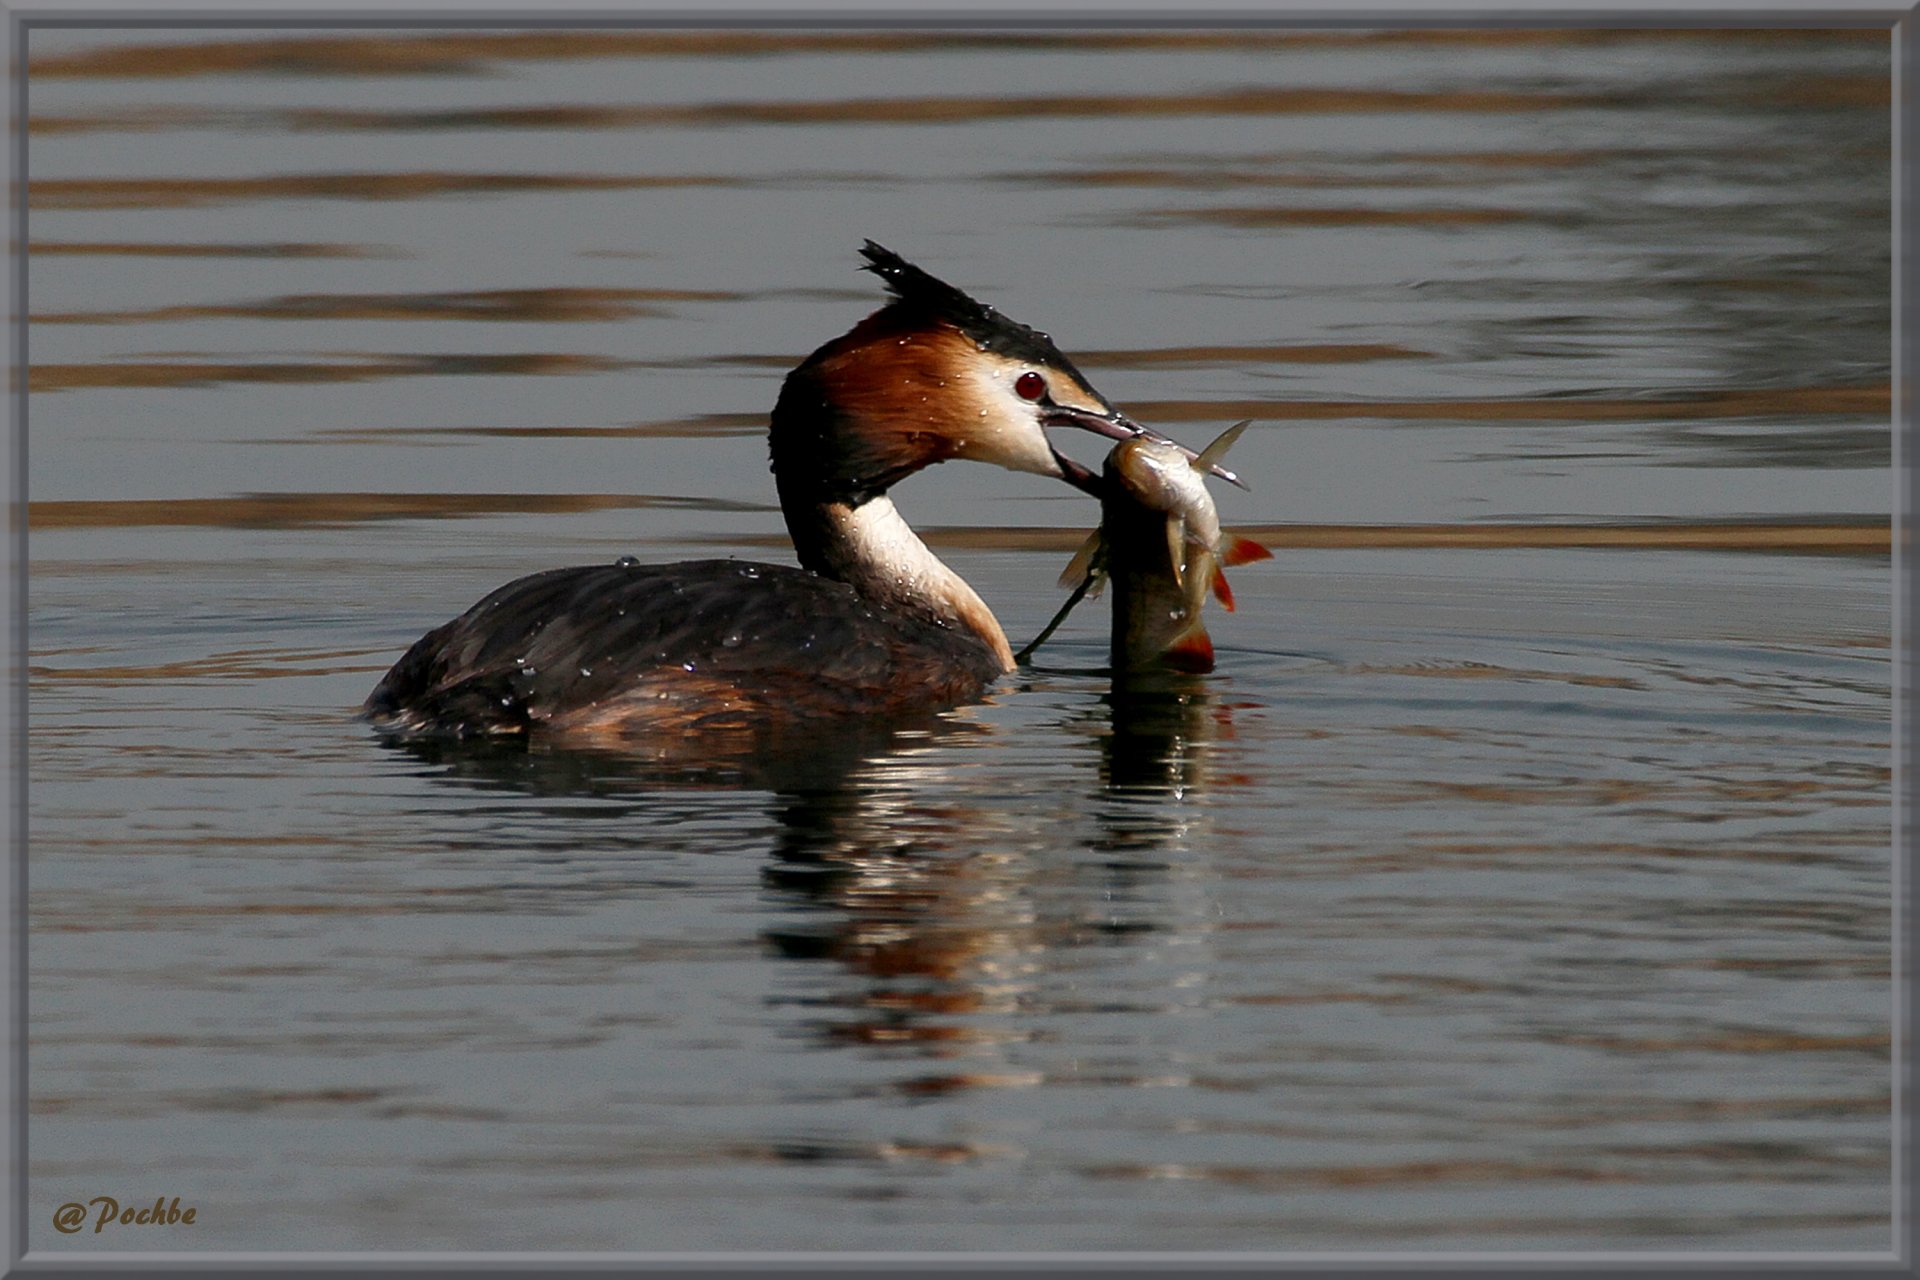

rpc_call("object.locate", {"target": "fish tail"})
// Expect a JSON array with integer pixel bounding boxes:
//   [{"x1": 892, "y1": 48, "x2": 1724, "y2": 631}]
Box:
[
  {"x1": 1210, "y1": 562, "x2": 1236, "y2": 612},
  {"x1": 1162, "y1": 621, "x2": 1215, "y2": 673},
  {"x1": 1223, "y1": 535, "x2": 1271, "y2": 566}
]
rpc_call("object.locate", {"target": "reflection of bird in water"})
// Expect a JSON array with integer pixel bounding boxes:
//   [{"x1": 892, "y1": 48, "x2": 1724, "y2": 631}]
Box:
[
  {"x1": 363, "y1": 242, "x2": 1228, "y2": 748},
  {"x1": 378, "y1": 674, "x2": 1230, "y2": 1097},
  {"x1": 375, "y1": 707, "x2": 964, "y2": 795}
]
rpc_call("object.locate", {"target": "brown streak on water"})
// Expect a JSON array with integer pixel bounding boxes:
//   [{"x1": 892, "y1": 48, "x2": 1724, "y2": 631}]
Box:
[
  {"x1": 29, "y1": 353, "x2": 620, "y2": 393},
  {"x1": 27, "y1": 496, "x2": 1891, "y2": 552},
  {"x1": 29, "y1": 86, "x2": 1621, "y2": 140},
  {"x1": 38, "y1": 900, "x2": 506, "y2": 929},
  {"x1": 316, "y1": 414, "x2": 767, "y2": 442},
  {"x1": 1373, "y1": 838, "x2": 1889, "y2": 872},
  {"x1": 32, "y1": 647, "x2": 398, "y2": 685},
  {"x1": 1150, "y1": 205, "x2": 1552, "y2": 229},
  {"x1": 28, "y1": 492, "x2": 758, "y2": 531},
  {"x1": 661, "y1": 343, "x2": 1431, "y2": 372},
  {"x1": 28, "y1": 29, "x2": 1881, "y2": 81},
  {"x1": 1546, "y1": 1031, "x2": 1890, "y2": 1056},
  {"x1": 1123, "y1": 384, "x2": 1890, "y2": 424},
  {"x1": 34, "y1": 1088, "x2": 389, "y2": 1116},
  {"x1": 34, "y1": 286, "x2": 737, "y2": 326},
  {"x1": 1409, "y1": 148, "x2": 1652, "y2": 169},
  {"x1": 28, "y1": 172, "x2": 737, "y2": 211},
  {"x1": 1353, "y1": 662, "x2": 1643, "y2": 689},
  {"x1": 1110, "y1": 1150, "x2": 1882, "y2": 1189},
  {"x1": 997, "y1": 166, "x2": 1438, "y2": 191},
  {"x1": 711, "y1": 518, "x2": 1889, "y2": 556},
  {"x1": 1086, "y1": 1158, "x2": 1651, "y2": 1190},
  {"x1": 29, "y1": 240, "x2": 392, "y2": 259},
  {"x1": 1513, "y1": 1094, "x2": 1890, "y2": 1130},
  {"x1": 1737, "y1": 74, "x2": 1890, "y2": 110},
  {"x1": 1224, "y1": 990, "x2": 1413, "y2": 1007},
  {"x1": 1080, "y1": 342, "x2": 1433, "y2": 368},
  {"x1": 290, "y1": 86, "x2": 1610, "y2": 129}
]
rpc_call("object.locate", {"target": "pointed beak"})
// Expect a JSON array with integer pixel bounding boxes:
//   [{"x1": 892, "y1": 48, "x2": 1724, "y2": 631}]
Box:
[{"x1": 1041, "y1": 404, "x2": 1249, "y2": 490}]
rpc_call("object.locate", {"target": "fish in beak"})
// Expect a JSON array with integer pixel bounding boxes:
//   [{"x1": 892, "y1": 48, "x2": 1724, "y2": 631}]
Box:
[
  {"x1": 1021, "y1": 421, "x2": 1270, "y2": 673},
  {"x1": 1041, "y1": 402, "x2": 1249, "y2": 493}
]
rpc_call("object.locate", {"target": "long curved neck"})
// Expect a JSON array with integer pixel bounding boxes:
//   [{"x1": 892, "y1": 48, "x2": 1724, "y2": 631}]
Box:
[{"x1": 779, "y1": 489, "x2": 1014, "y2": 672}]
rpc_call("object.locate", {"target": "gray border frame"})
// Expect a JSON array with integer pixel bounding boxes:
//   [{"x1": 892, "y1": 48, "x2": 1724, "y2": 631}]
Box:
[
  {"x1": 9, "y1": 6, "x2": 22, "y2": 1279},
  {"x1": 3, "y1": 4, "x2": 1912, "y2": 1277}
]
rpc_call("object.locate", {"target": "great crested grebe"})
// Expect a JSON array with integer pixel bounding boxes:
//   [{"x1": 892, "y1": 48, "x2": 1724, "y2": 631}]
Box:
[{"x1": 363, "y1": 242, "x2": 1232, "y2": 743}]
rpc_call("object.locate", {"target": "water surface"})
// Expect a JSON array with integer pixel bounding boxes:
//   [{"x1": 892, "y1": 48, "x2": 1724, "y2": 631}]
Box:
[{"x1": 26, "y1": 26, "x2": 1892, "y2": 1256}]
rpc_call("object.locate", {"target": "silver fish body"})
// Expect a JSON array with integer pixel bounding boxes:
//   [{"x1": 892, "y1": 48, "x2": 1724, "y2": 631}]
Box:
[{"x1": 1101, "y1": 435, "x2": 1226, "y2": 671}]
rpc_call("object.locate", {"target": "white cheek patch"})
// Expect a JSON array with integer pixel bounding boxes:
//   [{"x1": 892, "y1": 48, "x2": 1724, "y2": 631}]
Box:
[{"x1": 952, "y1": 362, "x2": 1060, "y2": 476}]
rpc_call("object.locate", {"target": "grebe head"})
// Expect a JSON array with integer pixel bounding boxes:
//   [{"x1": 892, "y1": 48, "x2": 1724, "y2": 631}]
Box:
[{"x1": 770, "y1": 242, "x2": 1235, "y2": 504}]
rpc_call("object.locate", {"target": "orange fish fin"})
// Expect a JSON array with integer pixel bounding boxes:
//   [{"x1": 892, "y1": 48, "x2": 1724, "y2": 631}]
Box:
[
  {"x1": 1211, "y1": 567, "x2": 1236, "y2": 612},
  {"x1": 1223, "y1": 536, "x2": 1272, "y2": 567},
  {"x1": 1162, "y1": 626, "x2": 1215, "y2": 674}
]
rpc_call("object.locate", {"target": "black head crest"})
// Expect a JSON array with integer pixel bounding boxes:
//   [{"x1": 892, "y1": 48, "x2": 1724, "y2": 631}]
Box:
[
  {"x1": 859, "y1": 240, "x2": 997, "y2": 330},
  {"x1": 855, "y1": 240, "x2": 1092, "y2": 383}
]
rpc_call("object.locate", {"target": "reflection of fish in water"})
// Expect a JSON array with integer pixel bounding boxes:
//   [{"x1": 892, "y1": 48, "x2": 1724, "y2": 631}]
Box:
[{"x1": 1026, "y1": 421, "x2": 1270, "y2": 673}]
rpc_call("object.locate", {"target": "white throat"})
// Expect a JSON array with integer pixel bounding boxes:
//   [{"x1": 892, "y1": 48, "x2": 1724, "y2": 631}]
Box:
[{"x1": 822, "y1": 495, "x2": 1014, "y2": 671}]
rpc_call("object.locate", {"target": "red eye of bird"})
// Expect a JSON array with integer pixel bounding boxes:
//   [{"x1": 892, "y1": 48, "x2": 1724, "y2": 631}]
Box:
[{"x1": 1014, "y1": 371, "x2": 1047, "y2": 401}]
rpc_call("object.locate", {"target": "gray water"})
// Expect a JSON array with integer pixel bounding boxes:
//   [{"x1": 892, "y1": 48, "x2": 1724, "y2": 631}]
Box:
[{"x1": 25, "y1": 27, "x2": 1892, "y2": 1255}]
